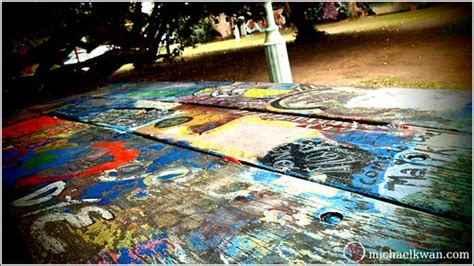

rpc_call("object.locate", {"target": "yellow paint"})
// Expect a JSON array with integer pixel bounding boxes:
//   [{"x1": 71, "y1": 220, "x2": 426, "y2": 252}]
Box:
[
  {"x1": 71, "y1": 208, "x2": 146, "y2": 250},
  {"x1": 76, "y1": 220, "x2": 119, "y2": 249},
  {"x1": 180, "y1": 215, "x2": 204, "y2": 230},
  {"x1": 193, "y1": 87, "x2": 216, "y2": 96},
  {"x1": 140, "y1": 108, "x2": 234, "y2": 137},
  {"x1": 243, "y1": 88, "x2": 291, "y2": 98},
  {"x1": 188, "y1": 116, "x2": 321, "y2": 160},
  {"x1": 119, "y1": 224, "x2": 138, "y2": 248},
  {"x1": 144, "y1": 174, "x2": 162, "y2": 187},
  {"x1": 154, "y1": 212, "x2": 178, "y2": 228},
  {"x1": 136, "y1": 114, "x2": 321, "y2": 161}
]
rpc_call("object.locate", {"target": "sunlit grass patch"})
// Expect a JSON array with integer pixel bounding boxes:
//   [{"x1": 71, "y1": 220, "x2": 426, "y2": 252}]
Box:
[
  {"x1": 180, "y1": 5, "x2": 465, "y2": 58},
  {"x1": 182, "y1": 30, "x2": 296, "y2": 58},
  {"x1": 352, "y1": 77, "x2": 464, "y2": 89}
]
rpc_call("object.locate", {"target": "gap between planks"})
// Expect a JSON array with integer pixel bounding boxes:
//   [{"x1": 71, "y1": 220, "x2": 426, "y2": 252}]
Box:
[{"x1": 46, "y1": 112, "x2": 471, "y2": 224}]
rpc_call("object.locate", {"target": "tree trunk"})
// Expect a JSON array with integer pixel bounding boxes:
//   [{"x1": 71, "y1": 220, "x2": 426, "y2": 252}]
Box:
[
  {"x1": 288, "y1": 3, "x2": 326, "y2": 44},
  {"x1": 348, "y1": 1, "x2": 360, "y2": 19}
]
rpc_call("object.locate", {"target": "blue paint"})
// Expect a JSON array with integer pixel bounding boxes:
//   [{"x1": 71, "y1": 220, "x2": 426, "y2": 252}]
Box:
[
  {"x1": 103, "y1": 155, "x2": 114, "y2": 161},
  {"x1": 49, "y1": 97, "x2": 138, "y2": 123},
  {"x1": 186, "y1": 230, "x2": 222, "y2": 252},
  {"x1": 455, "y1": 101, "x2": 472, "y2": 117},
  {"x1": 251, "y1": 218, "x2": 260, "y2": 225},
  {"x1": 230, "y1": 220, "x2": 249, "y2": 230},
  {"x1": 117, "y1": 248, "x2": 141, "y2": 264},
  {"x1": 80, "y1": 178, "x2": 146, "y2": 205},
  {"x1": 333, "y1": 131, "x2": 411, "y2": 194},
  {"x1": 334, "y1": 131, "x2": 407, "y2": 154},
  {"x1": 3, "y1": 149, "x2": 24, "y2": 161},
  {"x1": 252, "y1": 171, "x2": 281, "y2": 183},
  {"x1": 136, "y1": 233, "x2": 171, "y2": 262},
  {"x1": 206, "y1": 160, "x2": 224, "y2": 170},
  {"x1": 3, "y1": 144, "x2": 90, "y2": 188},
  {"x1": 270, "y1": 83, "x2": 297, "y2": 90},
  {"x1": 132, "y1": 191, "x2": 148, "y2": 199},
  {"x1": 187, "y1": 231, "x2": 212, "y2": 252},
  {"x1": 146, "y1": 146, "x2": 199, "y2": 173},
  {"x1": 323, "y1": 214, "x2": 342, "y2": 225},
  {"x1": 159, "y1": 172, "x2": 182, "y2": 180},
  {"x1": 277, "y1": 245, "x2": 294, "y2": 256}
]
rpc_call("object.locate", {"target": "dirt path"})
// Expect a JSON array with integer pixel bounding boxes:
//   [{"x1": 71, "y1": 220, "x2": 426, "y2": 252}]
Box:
[{"x1": 110, "y1": 4, "x2": 471, "y2": 90}]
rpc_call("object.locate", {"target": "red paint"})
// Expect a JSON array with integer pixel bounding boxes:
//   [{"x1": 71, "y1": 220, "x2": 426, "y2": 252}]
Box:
[
  {"x1": 223, "y1": 156, "x2": 241, "y2": 165},
  {"x1": 296, "y1": 123, "x2": 308, "y2": 128},
  {"x1": 16, "y1": 141, "x2": 140, "y2": 186},
  {"x1": 401, "y1": 125, "x2": 409, "y2": 129},
  {"x1": 16, "y1": 173, "x2": 74, "y2": 187},
  {"x1": 78, "y1": 141, "x2": 140, "y2": 177},
  {"x1": 3, "y1": 116, "x2": 63, "y2": 139}
]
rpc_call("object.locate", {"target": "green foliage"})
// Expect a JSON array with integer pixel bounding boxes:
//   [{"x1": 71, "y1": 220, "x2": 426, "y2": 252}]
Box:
[{"x1": 192, "y1": 17, "x2": 216, "y2": 44}]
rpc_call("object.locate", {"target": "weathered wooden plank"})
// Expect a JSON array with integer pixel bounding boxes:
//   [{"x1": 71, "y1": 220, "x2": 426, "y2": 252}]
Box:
[
  {"x1": 2, "y1": 117, "x2": 471, "y2": 263},
  {"x1": 84, "y1": 81, "x2": 234, "y2": 100},
  {"x1": 137, "y1": 105, "x2": 472, "y2": 220},
  {"x1": 179, "y1": 84, "x2": 473, "y2": 133},
  {"x1": 44, "y1": 97, "x2": 473, "y2": 220},
  {"x1": 87, "y1": 81, "x2": 471, "y2": 133}
]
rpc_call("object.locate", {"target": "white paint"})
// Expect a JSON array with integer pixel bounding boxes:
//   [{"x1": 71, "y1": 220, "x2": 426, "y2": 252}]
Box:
[
  {"x1": 134, "y1": 100, "x2": 180, "y2": 110},
  {"x1": 30, "y1": 206, "x2": 114, "y2": 253},
  {"x1": 273, "y1": 175, "x2": 338, "y2": 198},
  {"x1": 344, "y1": 88, "x2": 470, "y2": 111},
  {"x1": 98, "y1": 174, "x2": 139, "y2": 182},
  {"x1": 378, "y1": 147, "x2": 432, "y2": 197},
  {"x1": 220, "y1": 253, "x2": 231, "y2": 264},
  {"x1": 261, "y1": 209, "x2": 288, "y2": 226},
  {"x1": 144, "y1": 167, "x2": 190, "y2": 186},
  {"x1": 12, "y1": 181, "x2": 66, "y2": 207},
  {"x1": 293, "y1": 209, "x2": 312, "y2": 227},
  {"x1": 171, "y1": 235, "x2": 192, "y2": 263},
  {"x1": 21, "y1": 198, "x2": 100, "y2": 217}
]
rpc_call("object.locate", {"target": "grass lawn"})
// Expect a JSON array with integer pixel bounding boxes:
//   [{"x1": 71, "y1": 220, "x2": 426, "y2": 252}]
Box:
[{"x1": 111, "y1": 3, "x2": 470, "y2": 90}]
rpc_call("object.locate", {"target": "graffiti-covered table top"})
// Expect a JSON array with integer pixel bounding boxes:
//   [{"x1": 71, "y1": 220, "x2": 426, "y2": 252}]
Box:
[
  {"x1": 3, "y1": 81, "x2": 472, "y2": 263},
  {"x1": 79, "y1": 81, "x2": 472, "y2": 133}
]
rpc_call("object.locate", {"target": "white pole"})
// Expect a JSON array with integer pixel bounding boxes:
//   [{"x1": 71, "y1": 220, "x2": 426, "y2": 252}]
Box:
[
  {"x1": 234, "y1": 25, "x2": 240, "y2": 42},
  {"x1": 263, "y1": 1, "x2": 293, "y2": 83}
]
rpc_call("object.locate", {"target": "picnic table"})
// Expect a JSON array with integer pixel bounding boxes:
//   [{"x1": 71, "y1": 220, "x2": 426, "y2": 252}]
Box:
[{"x1": 2, "y1": 81, "x2": 472, "y2": 263}]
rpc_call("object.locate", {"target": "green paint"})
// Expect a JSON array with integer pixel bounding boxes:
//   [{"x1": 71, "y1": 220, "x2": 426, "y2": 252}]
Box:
[{"x1": 23, "y1": 154, "x2": 58, "y2": 169}]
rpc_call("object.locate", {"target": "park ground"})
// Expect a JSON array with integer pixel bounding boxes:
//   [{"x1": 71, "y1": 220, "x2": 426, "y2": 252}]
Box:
[{"x1": 109, "y1": 3, "x2": 472, "y2": 90}]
